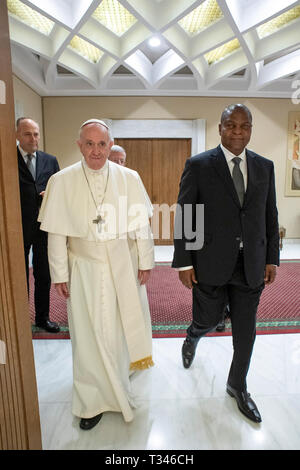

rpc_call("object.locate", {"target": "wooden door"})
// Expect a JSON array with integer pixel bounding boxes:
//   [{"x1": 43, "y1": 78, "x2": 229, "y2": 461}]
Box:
[
  {"x1": 116, "y1": 138, "x2": 153, "y2": 200},
  {"x1": 152, "y1": 139, "x2": 190, "y2": 244},
  {"x1": 115, "y1": 138, "x2": 191, "y2": 245}
]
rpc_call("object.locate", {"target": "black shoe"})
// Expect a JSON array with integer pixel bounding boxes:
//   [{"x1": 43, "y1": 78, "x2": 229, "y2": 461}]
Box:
[
  {"x1": 35, "y1": 319, "x2": 60, "y2": 333},
  {"x1": 182, "y1": 336, "x2": 198, "y2": 369},
  {"x1": 215, "y1": 319, "x2": 225, "y2": 332},
  {"x1": 80, "y1": 413, "x2": 103, "y2": 430},
  {"x1": 226, "y1": 384, "x2": 262, "y2": 423},
  {"x1": 224, "y1": 306, "x2": 230, "y2": 319},
  {"x1": 216, "y1": 306, "x2": 230, "y2": 332}
]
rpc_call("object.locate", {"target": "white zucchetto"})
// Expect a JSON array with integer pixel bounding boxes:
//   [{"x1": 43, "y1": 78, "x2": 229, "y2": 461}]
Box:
[{"x1": 80, "y1": 119, "x2": 109, "y2": 130}]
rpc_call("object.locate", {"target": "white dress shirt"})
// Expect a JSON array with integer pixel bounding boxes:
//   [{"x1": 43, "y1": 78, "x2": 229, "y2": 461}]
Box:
[
  {"x1": 18, "y1": 145, "x2": 37, "y2": 175},
  {"x1": 220, "y1": 143, "x2": 247, "y2": 190}
]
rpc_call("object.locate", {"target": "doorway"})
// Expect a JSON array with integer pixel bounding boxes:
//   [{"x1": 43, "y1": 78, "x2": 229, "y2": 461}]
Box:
[{"x1": 115, "y1": 138, "x2": 191, "y2": 245}]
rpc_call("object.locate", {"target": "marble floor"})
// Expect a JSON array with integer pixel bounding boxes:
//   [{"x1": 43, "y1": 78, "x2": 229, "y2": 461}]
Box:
[
  {"x1": 33, "y1": 334, "x2": 300, "y2": 451},
  {"x1": 33, "y1": 241, "x2": 300, "y2": 451}
]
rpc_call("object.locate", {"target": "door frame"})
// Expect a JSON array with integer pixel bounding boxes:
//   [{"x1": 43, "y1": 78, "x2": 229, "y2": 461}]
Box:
[
  {"x1": 109, "y1": 119, "x2": 205, "y2": 154},
  {"x1": 0, "y1": 1, "x2": 42, "y2": 449}
]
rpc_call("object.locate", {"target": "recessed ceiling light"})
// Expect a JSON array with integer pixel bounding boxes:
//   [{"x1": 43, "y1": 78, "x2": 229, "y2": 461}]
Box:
[{"x1": 148, "y1": 36, "x2": 161, "y2": 47}]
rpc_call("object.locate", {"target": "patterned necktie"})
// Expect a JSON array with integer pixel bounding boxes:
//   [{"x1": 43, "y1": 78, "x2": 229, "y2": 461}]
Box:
[
  {"x1": 26, "y1": 154, "x2": 35, "y2": 180},
  {"x1": 232, "y1": 157, "x2": 245, "y2": 206}
]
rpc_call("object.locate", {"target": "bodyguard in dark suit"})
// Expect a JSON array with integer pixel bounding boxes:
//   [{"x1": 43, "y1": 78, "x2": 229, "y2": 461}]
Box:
[
  {"x1": 16, "y1": 117, "x2": 60, "y2": 333},
  {"x1": 172, "y1": 104, "x2": 279, "y2": 423}
]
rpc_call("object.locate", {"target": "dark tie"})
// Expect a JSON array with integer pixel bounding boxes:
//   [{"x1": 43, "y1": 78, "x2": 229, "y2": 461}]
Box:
[
  {"x1": 26, "y1": 154, "x2": 35, "y2": 179},
  {"x1": 232, "y1": 157, "x2": 245, "y2": 206}
]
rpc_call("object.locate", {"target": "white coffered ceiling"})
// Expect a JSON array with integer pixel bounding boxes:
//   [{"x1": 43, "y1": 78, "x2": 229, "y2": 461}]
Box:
[{"x1": 7, "y1": 0, "x2": 300, "y2": 97}]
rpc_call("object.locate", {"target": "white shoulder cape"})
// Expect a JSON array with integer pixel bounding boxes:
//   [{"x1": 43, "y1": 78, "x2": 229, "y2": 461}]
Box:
[{"x1": 38, "y1": 160, "x2": 153, "y2": 237}]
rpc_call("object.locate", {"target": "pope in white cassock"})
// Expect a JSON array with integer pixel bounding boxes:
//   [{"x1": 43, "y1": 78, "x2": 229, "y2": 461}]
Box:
[{"x1": 38, "y1": 119, "x2": 155, "y2": 430}]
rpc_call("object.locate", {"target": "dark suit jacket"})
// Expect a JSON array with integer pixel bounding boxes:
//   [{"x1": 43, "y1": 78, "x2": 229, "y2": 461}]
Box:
[
  {"x1": 17, "y1": 147, "x2": 60, "y2": 246},
  {"x1": 172, "y1": 145, "x2": 279, "y2": 288}
]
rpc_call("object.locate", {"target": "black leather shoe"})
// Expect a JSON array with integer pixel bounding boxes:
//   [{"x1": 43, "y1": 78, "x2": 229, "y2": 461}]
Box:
[
  {"x1": 35, "y1": 319, "x2": 60, "y2": 333},
  {"x1": 226, "y1": 384, "x2": 262, "y2": 423},
  {"x1": 80, "y1": 413, "x2": 103, "y2": 430},
  {"x1": 224, "y1": 306, "x2": 230, "y2": 319},
  {"x1": 215, "y1": 319, "x2": 225, "y2": 332},
  {"x1": 182, "y1": 336, "x2": 198, "y2": 369},
  {"x1": 216, "y1": 306, "x2": 230, "y2": 332}
]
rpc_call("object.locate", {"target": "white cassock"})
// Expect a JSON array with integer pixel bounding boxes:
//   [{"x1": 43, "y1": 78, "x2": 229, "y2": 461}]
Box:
[{"x1": 38, "y1": 159, "x2": 154, "y2": 421}]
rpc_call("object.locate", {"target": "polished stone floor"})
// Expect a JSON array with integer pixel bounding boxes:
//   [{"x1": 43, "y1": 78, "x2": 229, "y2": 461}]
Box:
[
  {"x1": 32, "y1": 241, "x2": 300, "y2": 450},
  {"x1": 33, "y1": 334, "x2": 300, "y2": 450}
]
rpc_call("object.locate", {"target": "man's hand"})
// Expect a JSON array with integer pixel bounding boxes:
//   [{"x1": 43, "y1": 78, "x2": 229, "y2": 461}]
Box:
[
  {"x1": 138, "y1": 269, "x2": 151, "y2": 285},
  {"x1": 178, "y1": 268, "x2": 198, "y2": 289},
  {"x1": 55, "y1": 282, "x2": 70, "y2": 298},
  {"x1": 264, "y1": 264, "x2": 277, "y2": 285},
  {"x1": 39, "y1": 191, "x2": 45, "y2": 197}
]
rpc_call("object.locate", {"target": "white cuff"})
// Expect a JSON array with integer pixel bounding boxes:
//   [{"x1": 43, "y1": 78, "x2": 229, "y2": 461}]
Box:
[{"x1": 175, "y1": 266, "x2": 193, "y2": 271}]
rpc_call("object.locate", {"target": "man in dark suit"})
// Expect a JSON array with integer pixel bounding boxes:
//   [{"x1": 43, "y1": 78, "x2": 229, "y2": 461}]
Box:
[
  {"x1": 172, "y1": 104, "x2": 279, "y2": 423},
  {"x1": 16, "y1": 117, "x2": 60, "y2": 333}
]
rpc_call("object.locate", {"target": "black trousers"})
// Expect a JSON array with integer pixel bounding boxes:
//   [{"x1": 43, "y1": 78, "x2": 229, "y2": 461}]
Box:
[
  {"x1": 187, "y1": 251, "x2": 264, "y2": 391},
  {"x1": 24, "y1": 226, "x2": 51, "y2": 323}
]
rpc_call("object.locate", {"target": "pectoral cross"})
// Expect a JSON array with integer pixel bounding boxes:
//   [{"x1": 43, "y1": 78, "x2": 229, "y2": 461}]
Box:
[{"x1": 93, "y1": 214, "x2": 105, "y2": 232}]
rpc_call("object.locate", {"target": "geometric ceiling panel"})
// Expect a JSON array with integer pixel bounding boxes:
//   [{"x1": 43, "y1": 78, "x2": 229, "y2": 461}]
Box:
[
  {"x1": 92, "y1": 0, "x2": 137, "y2": 36},
  {"x1": 256, "y1": 5, "x2": 300, "y2": 39},
  {"x1": 7, "y1": 0, "x2": 300, "y2": 97},
  {"x1": 204, "y1": 38, "x2": 241, "y2": 65},
  {"x1": 68, "y1": 36, "x2": 104, "y2": 64},
  {"x1": 7, "y1": 0, "x2": 55, "y2": 35},
  {"x1": 178, "y1": 0, "x2": 223, "y2": 36}
]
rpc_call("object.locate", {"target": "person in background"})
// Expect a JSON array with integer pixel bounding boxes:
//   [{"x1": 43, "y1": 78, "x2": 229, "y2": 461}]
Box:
[
  {"x1": 173, "y1": 104, "x2": 279, "y2": 424},
  {"x1": 109, "y1": 143, "x2": 153, "y2": 212},
  {"x1": 109, "y1": 144, "x2": 126, "y2": 166},
  {"x1": 16, "y1": 117, "x2": 60, "y2": 333}
]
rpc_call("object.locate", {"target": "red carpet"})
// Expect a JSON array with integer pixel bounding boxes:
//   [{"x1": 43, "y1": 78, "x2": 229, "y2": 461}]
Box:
[{"x1": 30, "y1": 261, "x2": 300, "y2": 339}]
